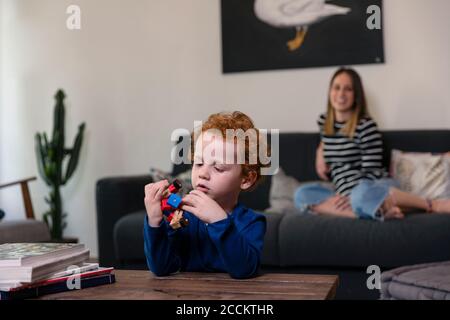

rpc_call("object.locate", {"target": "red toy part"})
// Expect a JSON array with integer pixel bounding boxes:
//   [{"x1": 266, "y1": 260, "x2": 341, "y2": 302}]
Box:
[
  {"x1": 161, "y1": 198, "x2": 173, "y2": 212},
  {"x1": 161, "y1": 179, "x2": 182, "y2": 199},
  {"x1": 166, "y1": 212, "x2": 175, "y2": 222},
  {"x1": 168, "y1": 183, "x2": 180, "y2": 194}
]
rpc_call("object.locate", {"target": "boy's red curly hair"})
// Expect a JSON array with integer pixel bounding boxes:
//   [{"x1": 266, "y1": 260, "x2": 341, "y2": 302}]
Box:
[{"x1": 191, "y1": 111, "x2": 269, "y2": 191}]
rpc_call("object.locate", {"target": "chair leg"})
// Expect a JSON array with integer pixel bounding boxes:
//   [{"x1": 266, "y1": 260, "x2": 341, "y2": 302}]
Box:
[{"x1": 21, "y1": 181, "x2": 35, "y2": 219}]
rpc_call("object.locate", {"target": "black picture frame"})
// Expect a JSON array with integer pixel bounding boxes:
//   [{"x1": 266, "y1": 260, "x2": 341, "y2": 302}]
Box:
[{"x1": 221, "y1": 0, "x2": 384, "y2": 73}]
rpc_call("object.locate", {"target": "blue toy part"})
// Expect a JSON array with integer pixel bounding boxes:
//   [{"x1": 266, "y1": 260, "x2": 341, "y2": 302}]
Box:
[{"x1": 167, "y1": 194, "x2": 182, "y2": 209}]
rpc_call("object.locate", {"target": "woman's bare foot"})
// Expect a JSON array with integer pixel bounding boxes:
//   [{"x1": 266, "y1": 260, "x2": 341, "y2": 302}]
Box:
[
  {"x1": 431, "y1": 199, "x2": 450, "y2": 213},
  {"x1": 311, "y1": 196, "x2": 356, "y2": 218},
  {"x1": 380, "y1": 192, "x2": 404, "y2": 220}
]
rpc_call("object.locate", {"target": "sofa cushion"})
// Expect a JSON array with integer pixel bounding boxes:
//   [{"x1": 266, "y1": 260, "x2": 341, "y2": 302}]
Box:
[
  {"x1": 113, "y1": 211, "x2": 145, "y2": 262},
  {"x1": 277, "y1": 210, "x2": 450, "y2": 269},
  {"x1": 260, "y1": 212, "x2": 284, "y2": 266}
]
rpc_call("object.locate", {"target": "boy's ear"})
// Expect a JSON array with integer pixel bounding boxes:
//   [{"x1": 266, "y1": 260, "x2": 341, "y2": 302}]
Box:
[{"x1": 240, "y1": 171, "x2": 257, "y2": 191}]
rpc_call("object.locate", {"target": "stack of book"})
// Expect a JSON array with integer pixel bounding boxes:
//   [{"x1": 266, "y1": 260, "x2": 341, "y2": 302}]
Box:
[{"x1": 0, "y1": 243, "x2": 115, "y2": 300}]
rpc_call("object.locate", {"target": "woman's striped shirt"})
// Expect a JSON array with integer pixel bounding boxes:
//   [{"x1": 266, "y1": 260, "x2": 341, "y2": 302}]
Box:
[{"x1": 318, "y1": 113, "x2": 388, "y2": 195}]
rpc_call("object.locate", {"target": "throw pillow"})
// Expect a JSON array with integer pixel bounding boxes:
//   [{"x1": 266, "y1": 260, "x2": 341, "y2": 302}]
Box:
[
  {"x1": 265, "y1": 167, "x2": 333, "y2": 214},
  {"x1": 149, "y1": 167, "x2": 193, "y2": 197},
  {"x1": 390, "y1": 150, "x2": 450, "y2": 199}
]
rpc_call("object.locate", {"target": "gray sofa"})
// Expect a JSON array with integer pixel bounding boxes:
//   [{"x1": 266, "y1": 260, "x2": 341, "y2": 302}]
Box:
[{"x1": 96, "y1": 130, "x2": 450, "y2": 299}]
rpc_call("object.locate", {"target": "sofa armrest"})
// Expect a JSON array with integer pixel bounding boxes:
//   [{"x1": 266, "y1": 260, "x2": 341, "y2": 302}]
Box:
[{"x1": 96, "y1": 175, "x2": 153, "y2": 267}]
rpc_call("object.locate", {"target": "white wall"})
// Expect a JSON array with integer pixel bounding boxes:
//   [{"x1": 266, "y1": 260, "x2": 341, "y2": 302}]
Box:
[{"x1": 1, "y1": 0, "x2": 449, "y2": 258}]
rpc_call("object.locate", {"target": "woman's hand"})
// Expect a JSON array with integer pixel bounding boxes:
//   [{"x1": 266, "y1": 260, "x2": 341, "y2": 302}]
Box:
[
  {"x1": 144, "y1": 180, "x2": 169, "y2": 227},
  {"x1": 181, "y1": 190, "x2": 228, "y2": 224},
  {"x1": 316, "y1": 142, "x2": 330, "y2": 181}
]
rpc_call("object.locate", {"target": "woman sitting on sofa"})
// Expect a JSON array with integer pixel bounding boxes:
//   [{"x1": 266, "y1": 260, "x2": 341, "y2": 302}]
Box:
[{"x1": 294, "y1": 67, "x2": 450, "y2": 220}]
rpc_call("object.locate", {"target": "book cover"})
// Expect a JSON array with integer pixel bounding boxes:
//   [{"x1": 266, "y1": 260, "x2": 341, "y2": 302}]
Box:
[
  {"x1": 0, "y1": 273, "x2": 116, "y2": 300},
  {"x1": 0, "y1": 243, "x2": 85, "y2": 267}
]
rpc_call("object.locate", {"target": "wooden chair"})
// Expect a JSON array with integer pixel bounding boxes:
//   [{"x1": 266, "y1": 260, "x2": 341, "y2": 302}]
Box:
[
  {"x1": 0, "y1": 177, "x2": 37, "y2": 219},
  {"x1": 0, "y1": 177, "x2": 51, "y2": 243}
]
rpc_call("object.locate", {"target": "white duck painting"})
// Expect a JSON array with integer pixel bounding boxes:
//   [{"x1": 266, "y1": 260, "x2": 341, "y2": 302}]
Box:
[{"x1": 254, "y1": 0, "x2": 351, "y2": 51}]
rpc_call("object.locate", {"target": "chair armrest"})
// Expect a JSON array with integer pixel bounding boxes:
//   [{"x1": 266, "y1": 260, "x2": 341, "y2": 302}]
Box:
[
  {"x1": 96, "y1": 175, "x2": 153, "y2": 267},
  {"x1": 0, "y1": 177, "x2": 37, "y2": 219}
]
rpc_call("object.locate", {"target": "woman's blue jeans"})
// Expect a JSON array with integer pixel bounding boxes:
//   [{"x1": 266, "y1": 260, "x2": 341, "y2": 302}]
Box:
[{"x1": 294, "y1": 179, "x2": 399, "y2": 221}]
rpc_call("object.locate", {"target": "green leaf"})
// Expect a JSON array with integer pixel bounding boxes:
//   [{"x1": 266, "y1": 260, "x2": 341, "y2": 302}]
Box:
[
  {"x1": 43, "y1": 132, "x2": 50, "y2": 152},
  {"x1": 35, "y1": 134, "x2": 52, "y2": 186},
  {"x1": 64, "y1": 122, "x2": 85, "y2": 184}
]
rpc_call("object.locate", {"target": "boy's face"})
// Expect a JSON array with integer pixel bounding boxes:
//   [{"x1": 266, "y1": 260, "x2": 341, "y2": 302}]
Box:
[{"x1": 191, "y1": 132, "x2": 254, "y2": 210}]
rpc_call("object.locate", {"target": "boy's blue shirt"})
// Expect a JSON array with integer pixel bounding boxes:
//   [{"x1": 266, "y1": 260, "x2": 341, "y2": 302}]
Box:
[{"x1": 143, "y1": 203, "x2": 267, "y2": 279}]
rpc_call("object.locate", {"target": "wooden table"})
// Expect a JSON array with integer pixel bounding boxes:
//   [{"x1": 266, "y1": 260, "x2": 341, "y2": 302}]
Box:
[{"x1": 38, "y1": 270, "x2": 338, "y2": 300}]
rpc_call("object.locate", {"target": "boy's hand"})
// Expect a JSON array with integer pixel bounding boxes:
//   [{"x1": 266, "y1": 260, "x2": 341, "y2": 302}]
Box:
[
  {"x1": 144, "y1": 180, "x2": 169, "y2": 227},
  {"x1": 181, "y1": 190, "x2": 227, "y2": 224}
]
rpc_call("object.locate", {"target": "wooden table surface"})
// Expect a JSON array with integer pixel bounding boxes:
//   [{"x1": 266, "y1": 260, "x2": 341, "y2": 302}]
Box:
[{"x1": 37, "y1": 270, "x2": 339, "y2": 300}]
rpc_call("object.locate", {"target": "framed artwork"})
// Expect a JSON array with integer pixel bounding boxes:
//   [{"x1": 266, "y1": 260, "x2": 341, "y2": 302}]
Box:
[{"x1": 221, "y1": 0, "x2": 384, "y2": 73}]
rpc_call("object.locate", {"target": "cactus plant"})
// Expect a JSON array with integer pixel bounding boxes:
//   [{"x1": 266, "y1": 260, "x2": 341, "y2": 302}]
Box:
[{"x1": 35, "y1": 89, "x2": 86, "y2": 240}]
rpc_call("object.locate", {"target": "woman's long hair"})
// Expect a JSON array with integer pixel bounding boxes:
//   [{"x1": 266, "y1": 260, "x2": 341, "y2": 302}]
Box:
[{"x1": 324, "y1": 67, "x2": 369, "y2": 138}]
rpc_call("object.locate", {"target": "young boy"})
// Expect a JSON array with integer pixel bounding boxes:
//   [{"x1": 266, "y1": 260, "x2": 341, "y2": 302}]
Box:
[{"x1": 143, "y1": 111, "x2": 267, "y2": 279}]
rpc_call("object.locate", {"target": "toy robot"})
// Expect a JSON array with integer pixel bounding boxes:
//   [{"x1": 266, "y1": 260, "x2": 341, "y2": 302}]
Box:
[{"x1": 160, "y1": 179, "x2": 189, "y2": 229}]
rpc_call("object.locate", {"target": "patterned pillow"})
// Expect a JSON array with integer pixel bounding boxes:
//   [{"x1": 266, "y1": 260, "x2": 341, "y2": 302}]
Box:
[
  {"x1": 264, "y1": 167, "x2": 300, "y2": 214},
  {"x1": 149, "y1": 167, "x2": 193, "y2": 197},
  {"x1": 390, "y1": 150, "x2": 450, "y2": 199},
  {"x1": 265, "y1": 167, "x2": 333, "y2": 214}
]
